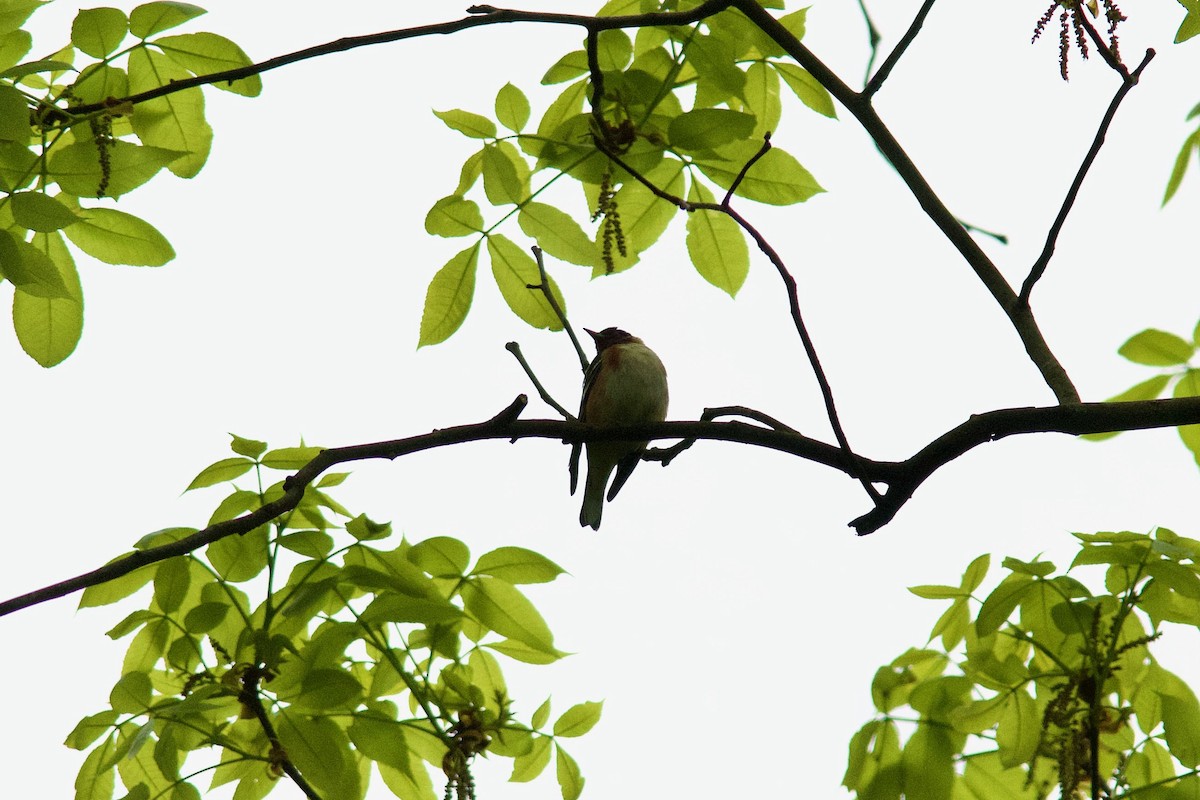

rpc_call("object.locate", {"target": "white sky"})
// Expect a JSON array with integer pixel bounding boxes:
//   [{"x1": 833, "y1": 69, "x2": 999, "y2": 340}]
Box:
[{"x1": 3, "y1": 1, "x2": 1200, "y2": 799}]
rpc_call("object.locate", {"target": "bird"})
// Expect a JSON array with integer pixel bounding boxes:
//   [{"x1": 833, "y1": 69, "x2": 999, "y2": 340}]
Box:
[{"x1": 570, "y1": 327, "x2": 669, "y2": 530}]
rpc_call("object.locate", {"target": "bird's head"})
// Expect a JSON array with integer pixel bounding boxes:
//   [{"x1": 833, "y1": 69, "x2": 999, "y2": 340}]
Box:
[{"x1": 584, "y1": 327, "x2": 640, "y2": 353}]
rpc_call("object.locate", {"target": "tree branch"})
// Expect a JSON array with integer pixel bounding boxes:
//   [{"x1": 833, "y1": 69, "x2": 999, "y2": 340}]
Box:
[
  {"x1": 731, "y1": 0, "x2": 1080, "y2": 404},
  {"x1": 65, "y1": 1, "x2": 737, "y2": 115},
  {"x1": 863, "y1": 0, "x2": 938, "y2": 97},
  {"x1": 7, "y1": 395, "x2": 1200, "y2": 616},
  {"x1": 1018, "y1": 48, "x2": 1154, "y2": 306},
  {"x1": 239, "y1": 665, "x2": 324, "y2": 800}
]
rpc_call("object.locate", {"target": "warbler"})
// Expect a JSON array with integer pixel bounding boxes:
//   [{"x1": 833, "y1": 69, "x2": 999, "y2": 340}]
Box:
[{"x1": 571, "y1": 327, "x2": 669, "y2": 530}]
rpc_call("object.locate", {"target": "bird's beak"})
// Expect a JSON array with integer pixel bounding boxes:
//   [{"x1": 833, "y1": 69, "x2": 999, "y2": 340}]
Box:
[{"x1": 584, "y1": 328, "x2": 599, "y2": 342}]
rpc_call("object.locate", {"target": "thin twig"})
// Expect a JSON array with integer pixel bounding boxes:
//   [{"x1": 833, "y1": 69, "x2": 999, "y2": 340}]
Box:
[
  {"x1": 731, "y1": 0, "x2": 1080, "y2": 404},
  {"x1": 65, "y1": 1, "x2": 738, "y2": 115},
  {"x1": 240, "y1": 665, "x2": 324, "y2": 800},
  {"x1": 592, "y1": 132, "x2": 880, "y2": 502},
  {"x1": 1075, "y1": 9, "x2": 1129, "y2": 78},
  {"x1": 702, "y1": 406, "x2": 798, "y2": 432},
  {"x1": 855, "y1": 0, "x2": 883, "y2": 85},
  {"x1": 863, "y1": 0, "x2": 938, "y2": 97},
  {"x1": 1018, "y1": 48, "x2": 1154, "y2": 306},
  {"x1": 529, "y1": 245, "x2": 588, "y2": 370},
  {"x1": 506, "y1": 342, "x2": 575, "y2": 419},
  {"x1": 721, "y1": 132, "x2": 772, "y2": 205}
]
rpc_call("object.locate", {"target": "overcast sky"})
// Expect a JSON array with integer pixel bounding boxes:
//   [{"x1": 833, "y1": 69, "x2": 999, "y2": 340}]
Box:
[{"x1": 3, "y1": 2, "x2": 1200, "y2": 799}]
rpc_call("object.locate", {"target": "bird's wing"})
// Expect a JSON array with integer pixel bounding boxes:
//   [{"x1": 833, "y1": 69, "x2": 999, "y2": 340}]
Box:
[
  {"x1": 569, "y1": 351, "x2": 604, "y2": 495},
  {"x1": 605, "y1": 449, "x2": 643, "y2": 502}
]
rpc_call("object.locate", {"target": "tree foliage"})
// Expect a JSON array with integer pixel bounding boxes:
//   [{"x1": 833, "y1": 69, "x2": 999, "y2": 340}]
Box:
[{"x1": 4, "y1": 1, "x2": 1200, "y2": 800}]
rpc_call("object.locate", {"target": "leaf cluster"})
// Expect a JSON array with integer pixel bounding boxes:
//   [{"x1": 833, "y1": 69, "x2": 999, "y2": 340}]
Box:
[
  {"x1": 0, "y1": 2, "x2": 256, "y2": 365},
  {"x1": 1085, "y1": 317, "x2": 1200, "y2": 465},
  {"x1": 418, "y1": 0, "x2": 834, "y2": 346},
  {"x1": 68, "y1": 435, "x2": 599, "y2": 800},
  {"x1": 845, "y1": 529, "x2": 1200, "y2": 800}
]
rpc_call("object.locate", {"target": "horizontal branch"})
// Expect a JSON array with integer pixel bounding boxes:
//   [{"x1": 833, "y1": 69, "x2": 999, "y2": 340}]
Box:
[
  {"x1": 5, "y1": 394, "x2": 1200, "y2": 617},
  {"x1": 67, "y1": 1, "x2": 736, "y2": 114}
]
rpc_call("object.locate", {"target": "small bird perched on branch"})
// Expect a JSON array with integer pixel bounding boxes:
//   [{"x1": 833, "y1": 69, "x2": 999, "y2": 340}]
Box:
[{"x1": 571, "y1": 327, "x2": 669, "y2": 530}]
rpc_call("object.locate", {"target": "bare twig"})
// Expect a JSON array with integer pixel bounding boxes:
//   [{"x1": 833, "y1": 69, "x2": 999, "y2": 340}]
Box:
[
  {"x1": 591, "y1": 132, "x2": 880, "y2": 503},
  {"x1": 855, "y1": 0, "x2": 883, "y2": 84},
  {"x1": 1075, "y1": 8, "x2": 1129, "y2": 78},
  {"x1": 528, "y1": 246, "x2": 588, "y2": 370},
  {"x1": 1018, "y1": 48, "x2": 1154, "y2": 306},
  {"x1": 506, "y1": 342, "x2": 575, "y2": 419},
  {"x1": 863, "y1": 0, "x2": 938, "y2": 97},
  {"x1": 731, "y1": 0, "x2": 1080, "y2": 404}
]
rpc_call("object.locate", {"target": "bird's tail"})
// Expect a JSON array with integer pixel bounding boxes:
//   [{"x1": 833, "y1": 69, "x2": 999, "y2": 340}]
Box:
[{"x1": 579, "y1": 467, "x2": 607, "y2": 530}]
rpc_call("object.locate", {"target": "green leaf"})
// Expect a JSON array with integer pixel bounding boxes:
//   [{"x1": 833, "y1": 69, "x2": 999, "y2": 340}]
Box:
[
  {"x1": 0, "y1": 30, "x2": 32, "y2": 74},
  {"x1": 72, "y1": 7, "x2": 128, "y2": 58},
  {"x1": 279, "y1": 530, "x2": 334, "y2": 559},
  {"x1": 79, "y1": 556, "x2": 158, "y2": 608},
  {"x1": 129, "y1": 2, "x2": 206, "y2": 38},
  {"x1": 128, "y1": 46, "x2": 213, "y2": 178},
  {"x1": 418, "y1": 242, "x2": 479, "y2": 347},
  {"x1": 596, "y1": 28, "x2": 632, "y2": 70},
  {"x1": 379, "y1": 758, "x2": 437, "y2": 800},
  {"x1": 345, "y1": 513, "x2": 391, "y2": 541},
  {"x1": 482, "y1": 140, "x2": 529, "y2": 205},
  {"x1": 408, "y1": 536, "x2": 470, "y2": 577},
  {"x1": 433, "y1": 108, "x2": 496, "y2": 139},
  {"x1": 75, "y1": 734, "x2": 118, "y2": 800},
  {"x1": 487, "y1": 638, "x2": 567, "y2": 665},
  {"x1": 976, "y1": 574, "x2": 1034, "y2": 636},
  {"x1": 473, "y1": 546, "x2": 566, "y2": 584},
  {"x1": 518, "y1": 202, "x2": 598, "y2": 267},
  {"x1": 744, "y1": 61, "x2": 781, "y2": 138},
  {"x1": 152, "y1": 557, "x2": 189, "y2": 612},
  {"x1": 488, "y1": 233, "x2": 565, "y2": 330},
  {"x1": 555, "y1": 744, "x2": 585, "y2": 800},
  {"x1": 908, "y1": 584, "x2": 966, "y2": 600},
  {"x1": 182, "y1": 601, "x2": 228, "y2": 633},
  {"x1": 495, "y1": 82, "x2": 530, "y2": 132},
  {"x1": 205, "y1": 527, "x2": 268, "y2": 582},
  {"x1": 275, "y1": 711, "x2": 359, "y2": 800},
  {"x1": 1163, "y1": 128, "x2": 1200, "y2": 205},
  {"x1": 228, "y1": 433, "x2": 267, "y2": 458},
  {"x1": 109, "y1": 671, "x2": 152, "y2": 714},
  {"x1": 961, "y1": 554, "x2": 990, "y2": 592},
  {"x1": 12, "y1": 231, "x2": 83, "y2": 366},
  {"x1": 775, "y1": 62, "x2": 837, "y2": 117},
  {"x1": 1119, "y1": 328, "x2": 1194, "y2": 366},
  {"x1": 900, "y1": 725, "x2": 953, "y2": 800},
  {"x1": 593, "y1": 159, "x2": 685, "y2": 275},
  {"x1": 261, "y1": 446, "x2": 321, "y2": 469},
  {"x1": 531, "y1": 698, "x2": 551, "y2": 730},
  {"x1": 510, "y1": 735, "x2": 552, "y2": 782},
  {"x1": 152, "y1": 32, "x2": 260, "y2": 96},
  {"x1": 64, "y1": 207, "x2": 174, "y2": 265},
  {"x1": 1162, "y1": 686, "x2": 1200, "y2": 767},
  {"x1": 553, "y1": 701, "x2": 602, "y2": 738},
  {"x1": 10, "y1": 191, "x2": 78, "y2": 232},
  {"x1": 0, "y1": 230, "x2": 70, "y2": 297},
  {"x1": 49, "y1": 140, "x2": 184, "y2": 198},
  {"x1": 669, "y1": 108, "x2": 756, "y2": 151},
  {"x1": 0, "y1": 59, "x2": 73, "y2": 81},
  {"x1": 1177, "y1": 0, "x2": 1200, "y2": 43},
  {"x1": 697, "y1": 143, "x2": 823, "y2": 205},
  {"x1": 294, "y1": 668, "x2": 364, "y2": 712},
  {"x1": 462, "y1": 575, "x2": 555, "y2": 654},
  {"x1": 996, "y1": 690, "x2": 1040, "y2": 767},
  {"x1": 0, "y1": 84, "x2": 29, "y2": 142},
  {"x1": 424, "y1": 195, "x2": 483, "y2": 238},
  {"x1": 185, "y1": 456, "x2": 253, "y2": 490},
  {"x1": 347, "y1": 709, "x2": 410, "y2": 772},
  {"x1": 685, "y1": 179, "x2": 748, "y2": 295},
  {"x1": 65, "y1": 711, "x2": 120, "y2": 750},
  {"x1": 542, "y1": 50, "x2": 588, "y2": 84}
]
